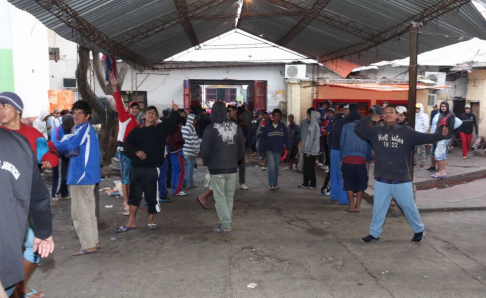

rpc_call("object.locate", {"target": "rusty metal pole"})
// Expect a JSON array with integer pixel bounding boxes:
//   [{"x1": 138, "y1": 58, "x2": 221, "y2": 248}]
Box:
[{"x1": 408, "y1": 21, "x2": 421, "y2": 181}]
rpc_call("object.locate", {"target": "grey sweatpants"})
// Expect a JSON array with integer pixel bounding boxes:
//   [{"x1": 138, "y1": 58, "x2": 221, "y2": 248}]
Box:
[
  {"x1": 71, "y1": 185, "x2": 99, "y2": 249},
  {"x1": 211, "y1": 173, "x2": 237, "y2": 230}
]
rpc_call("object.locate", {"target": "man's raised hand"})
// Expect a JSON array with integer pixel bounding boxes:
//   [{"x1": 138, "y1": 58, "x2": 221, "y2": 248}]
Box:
[
  {"x1": 172, "y1": 100, "x2": 179, "y2": 112},
  {"x1": 108, "y1": 72, "x2": 119, "y2": 89}
]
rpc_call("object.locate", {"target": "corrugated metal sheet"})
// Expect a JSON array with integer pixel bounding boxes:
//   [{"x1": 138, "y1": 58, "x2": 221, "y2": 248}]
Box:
[{"x1": 8, "y1": 0, "x2": 486, "y2": 68}]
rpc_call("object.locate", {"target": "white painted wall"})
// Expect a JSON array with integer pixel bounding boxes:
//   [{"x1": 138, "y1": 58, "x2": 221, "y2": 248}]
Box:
[
  {"x1": 8, "y1": 3, "x2": 50, "y2": 118},
  {"x1": 94, "y1": 64, "x2": 287, "y2": 112},
  {"x1": 48, "y1": 30, "x2": 78, "y2": 91},
  {"x1": 0, "y1": 0, "x2": 13, "y2": 49}
]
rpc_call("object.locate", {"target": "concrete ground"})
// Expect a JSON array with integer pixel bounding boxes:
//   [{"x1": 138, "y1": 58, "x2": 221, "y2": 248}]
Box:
[{"x1": 31, "y1": 162, "x2": 486, "y2": 298}]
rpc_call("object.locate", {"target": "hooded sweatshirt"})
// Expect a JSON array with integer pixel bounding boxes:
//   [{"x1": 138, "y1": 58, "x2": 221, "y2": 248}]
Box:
[
  {"x1": 415, "y1": 103, "x2": 430, "y2": 133},
  {"x1": 355, "y1": 116, "x2": 448, "y2": 181},
  {"x1": 201, "y1": 101, "x2": 245, "y2": 175},
  {"x1": 303, "y1": 111, "x2": 321, "y2": 156},
  {"x1": 33, "y1": 110, "x2": 49, "y2": 139},
  {"x1": 437, "y1": 101, "x2": 455, "y2": 136},
  {"x1": 181, "y1": 114, "x2": 200, "y2": 156}
]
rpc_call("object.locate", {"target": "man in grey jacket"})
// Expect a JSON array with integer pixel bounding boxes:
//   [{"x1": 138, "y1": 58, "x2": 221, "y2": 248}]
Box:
[
  {"x1": 201, "y1": 101, "x2": 245, "y2": 234},
  {"x1": 299, "y1": 110, "x2": 320, "y2": 189},
  {"x1": 0, "y1": 128, "x2": 54, "y2": 296}
]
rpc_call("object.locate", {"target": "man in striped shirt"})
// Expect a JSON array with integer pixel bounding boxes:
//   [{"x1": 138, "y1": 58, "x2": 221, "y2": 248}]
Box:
[{"x1": 182, "y1": 114, "x2": 200, "y2": 188}]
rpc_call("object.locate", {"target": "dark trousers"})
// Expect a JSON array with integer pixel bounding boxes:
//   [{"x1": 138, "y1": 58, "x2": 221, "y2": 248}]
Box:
[
  {"x1": 128, "y1": 167, "x2": 158, "y2": 214},
  {"x1": 166, "y1": 154, "x2": 172, "y2": 188},
  {"x1": 323, "y1": 137, "x2": 330, "y2": 166},
  {"x1": 250, "y1": 133, "x2": 257, "y2": 153},
  {"x1": 321, "y1": 159, "x2": 331, "y2": 193},
  {"x1": 52, "y1": 156, "x2": 69, "y2": 197},
  {"x1": 318, "y1": 136, "x2": 325, "y2": 164},
  {"x1": 303, "y1": 154, "x2": 317, "y2": 187}
]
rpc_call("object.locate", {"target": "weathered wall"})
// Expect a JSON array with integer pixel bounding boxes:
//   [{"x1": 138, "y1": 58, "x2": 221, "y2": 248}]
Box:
[{"x1": 466, "y1": 69, "x2": 486, "y2": 136}]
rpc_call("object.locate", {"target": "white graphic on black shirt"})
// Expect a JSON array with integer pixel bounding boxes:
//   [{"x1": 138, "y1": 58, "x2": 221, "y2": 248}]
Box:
[
  {"x1": 378, "y1": 133, "x2": 404, "y2": 148},
  {"x1": 214, "y1": 122, "x2": 237, "y2": 144},
  {"x1": 0, "y1": 160, "x2": 20, "y2": 180}
]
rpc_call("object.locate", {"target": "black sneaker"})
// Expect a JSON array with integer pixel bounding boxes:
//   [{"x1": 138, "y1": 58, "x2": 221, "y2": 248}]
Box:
[
  {"x1": 426, "y1": 167, "x2": 437, "y2": 172},
  {"x1": 308, "y1": 186, "x2": 316, "y2": 190},
  {"x1": 411, "y1": 231, "x2": 426, "y2": 243},
  {"x1": 298, "y1": 184, "x2": 308, "y2": 188},
  {"x1": 361, "y1": 235, "x2": 380, "y2": 243}
]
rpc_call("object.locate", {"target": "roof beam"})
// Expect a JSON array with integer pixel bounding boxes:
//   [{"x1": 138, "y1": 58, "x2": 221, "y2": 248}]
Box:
[
  {"x1": 267, "y1": 0, "x2": 378, "y2": 39},
  {"x1": 114, "y1": 0, "x2": 227, "y2": 46},
  {"x1": 174, "y1": 0, "x2": 201, "y2": 46},
  {"x1": 277, "y1": 0, "x2": 331, "y2": 45},
  {"x1": 33, "y1": 0, "x2": 153, "y2": 68},
  {"x1": 319, "y1": 0, "x2": 471, "y2": 62},
  {"x1": 192, "y1": 11, "x2": 306, "y2": 20}
]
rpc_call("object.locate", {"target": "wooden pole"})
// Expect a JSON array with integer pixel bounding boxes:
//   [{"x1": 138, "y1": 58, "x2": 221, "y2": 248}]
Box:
[{"x1": 408, "y1": 22, "x2": 421, "y2": 181}]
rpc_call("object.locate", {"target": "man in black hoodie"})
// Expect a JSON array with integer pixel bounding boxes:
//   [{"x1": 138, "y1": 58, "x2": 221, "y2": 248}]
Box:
[
  {"x1": 433, "y1": 101, "x2": 455, "y2": 178},
  {"x1": 459, "y1": 104, "x2": 478, "y2": 158},
  {"x1": 201, "y1": 102, "x2": 245, "y2": 233},
  {"x1": 328, "y1": 103, "x2": 360, "y2": 205},
  {"x1": 116, "y1": 103, "x2": 180, "y2": 233},
  {"x1": 355, "y1": 106, "x2": 449, "y2": 243}
]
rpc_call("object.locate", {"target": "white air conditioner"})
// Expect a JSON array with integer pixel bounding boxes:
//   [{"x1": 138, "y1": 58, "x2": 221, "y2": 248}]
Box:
[
  {"x1": 424, "y1": 72, "x2": 446, "y2": 87},
  {"x1": 285, "y1": 65, "x2": 306, "y2": 79}
]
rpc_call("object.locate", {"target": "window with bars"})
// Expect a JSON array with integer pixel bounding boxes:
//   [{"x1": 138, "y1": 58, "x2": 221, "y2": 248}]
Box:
[{"x1": 206, "y1": 88, "x2": 237, "y2": 102}]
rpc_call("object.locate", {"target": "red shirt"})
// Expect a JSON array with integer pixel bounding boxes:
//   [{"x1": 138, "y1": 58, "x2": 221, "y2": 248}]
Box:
[
  {"x1": 1, "y1": 124, "x2": 59, "y2": 167},
  {"x1": 114, "y1": 89, "x2": 139, "y2": 144}
]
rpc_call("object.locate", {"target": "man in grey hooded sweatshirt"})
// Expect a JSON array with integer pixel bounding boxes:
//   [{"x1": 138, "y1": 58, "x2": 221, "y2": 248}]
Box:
[
  {"x1": 201, "y1": 101, "x2": 245, "y2": 234},
  {"x1": 299, "y1": 110, "x2": 321, "y2": 189}
]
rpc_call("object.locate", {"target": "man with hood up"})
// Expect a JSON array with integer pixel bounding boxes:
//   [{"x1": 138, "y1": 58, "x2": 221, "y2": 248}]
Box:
[
  {"x1": 328, "y1": 104, "x2": 361, "y2": 205},
  {"x1": 355, "y1": 105, "x2": 449, "y2": 243},
  {"x1": 433, "y1": 101, "x2": 455, "y2": 178},
  {"x1": 298, "y1": 107, "x2": 315, "y2": 172},
  {"x1": 33, "y1": 110, "x2": 50, "y2": 139},
  {"x1": 201, "y1": 102, "x2": 245, "y2": 234},
  {"x1": 414, "y1": 103, "x2": 430, "y2": 168},
  {"x1": 299, "y1": 110, "x2": 320, "y2": 189},
  {"x1": 51, "y1": 114, "x2": 75, "y2": 201}
]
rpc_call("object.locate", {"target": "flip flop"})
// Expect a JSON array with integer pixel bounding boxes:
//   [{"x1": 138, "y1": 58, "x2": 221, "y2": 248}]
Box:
[
  {"x1": 196, "y1": 196, "x2": 210, "y2": 210},
  {"x1": 115, "y1": 225, "x2": 135, "y2": 233},
  {"x1": 72, "y1": 249, "x2": 97, "y2": 256},
  {"x1": 23, "y1": 288, "x2": 44, "y2": 297},
  {"x1": 148, "y1": 223, "x2": 158, "y2": 230},
  {"x1": 121, "y1": 209, "x2": 130, "y2": 216},
  {"x1": 213, "y1": 226, "x2": 231, "y2": 234},
  {"x1": 345, "y1": 208, "x2": 359, "y2": 213}
]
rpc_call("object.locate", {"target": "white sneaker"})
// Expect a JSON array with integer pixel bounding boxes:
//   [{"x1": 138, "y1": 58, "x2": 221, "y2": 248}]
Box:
[
  {"x1": 317, "y1": 163, "x2": 323, "y2": 166},
  {"x1": 262, "y1": 167, "x2": 267, "y2": 171},
  {"x1": 285, "y1": 166, "x2": 291, "y2": 170},
  {"x1": 320, "y1": 165, "x2": 328, "y2": 170},
  {"x1": 239, "y1": 184, "x2": 249, "y2": 190},
  {"x1": 269, "y1": 185, "x2": 275, "y2": 190},
  {"x1": 175, "y1": 191, "x2": 187, "y2": 196}
]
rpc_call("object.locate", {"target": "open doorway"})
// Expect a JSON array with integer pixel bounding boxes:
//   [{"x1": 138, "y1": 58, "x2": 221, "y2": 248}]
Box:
[{"x1": 183, "y1": 79, "x2": 267, "y2": 112}]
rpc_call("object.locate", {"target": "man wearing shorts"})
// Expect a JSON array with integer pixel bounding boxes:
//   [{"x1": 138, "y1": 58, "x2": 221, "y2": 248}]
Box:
[
  {"x1": 110, "y1": 73, "x2": 140, "y2": 215},
  {"x1": 433, "y1": 101, "x2": 455, "y2": 179},
  {"x1": 340, "y1": 118, "x2": 372, "y2": 212}
]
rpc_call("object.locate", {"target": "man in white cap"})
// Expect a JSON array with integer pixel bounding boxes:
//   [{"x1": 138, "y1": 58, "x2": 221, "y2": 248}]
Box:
[{"x1": 459, "y1": 104, "x2": 478, "y2": 158}]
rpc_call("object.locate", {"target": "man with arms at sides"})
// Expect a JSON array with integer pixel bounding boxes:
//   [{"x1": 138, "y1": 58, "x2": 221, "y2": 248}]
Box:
[
  {"x1": 47, "y1": 109, "x2": 62, "y2": 139},
  {"x1": 53, "y1": 101, "x2": 101, "y2": 256},
  {"x1": 201, "y1": 102, "x2": 245, "y2": 233},
  {"x1": 117, "y1": 103, "x2": 180, "y2": 232},
  {"x1": 109, "y1": 73, "x2": 140, "y2": 216},
  {"x1": 459, "y1": 104, "x2": 478, "y2": 158},
  {"x1": 355, "y1": 106, "x2": 449, "y2": 243},
  {"x1": 0, "y1": 129, "x2": 54, "y2": 298},
  {"x1": 433, "y1": 101, "x2": 455, "y2": 178}
]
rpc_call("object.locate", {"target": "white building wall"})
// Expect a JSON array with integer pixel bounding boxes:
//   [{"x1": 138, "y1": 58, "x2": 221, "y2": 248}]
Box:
[
  {"x1": 48, "y1": 30, "x2": 78, "y2": 91},
  {"x1": 94, "y1": 65, "x2": 287, "y2": 112},
  {"x1": 10, "y1": 4, "x2": 50, "y2": 118}
]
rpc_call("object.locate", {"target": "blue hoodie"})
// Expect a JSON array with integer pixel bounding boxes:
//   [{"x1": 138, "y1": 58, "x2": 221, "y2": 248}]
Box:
[
  {"x1": 54, "y1": 122, "x2": 101, "y2": 185},
  {"x1": 340, "y1": 120, "x2": 372, "y2": 161}
]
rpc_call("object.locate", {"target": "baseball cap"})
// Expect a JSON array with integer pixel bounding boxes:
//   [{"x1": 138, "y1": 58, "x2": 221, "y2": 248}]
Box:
[
  {"x1": 343, "y1": 104, "x2": 349, "y2": 109},
  {"x1": 53, "y1": 109, "x2": 61, "y2": 114},
  {"x1": 128, "y1": 101, "x2": 140, "y2": 108},
  {"x1": 0, "y1": 91, "x2": 23, "y2": 113},
  {"x1": 465, "y1": 104, "x2": 471, "y2": 109},
  {"x1": 326, "y1": 108, "x2": 335, "y2": 113},
  {"x1": 396, "y1": 106, "x2": 407, "y2": 114},
  {"x1": 415, "y1": 104, "x2": 421, "y2": 108}
]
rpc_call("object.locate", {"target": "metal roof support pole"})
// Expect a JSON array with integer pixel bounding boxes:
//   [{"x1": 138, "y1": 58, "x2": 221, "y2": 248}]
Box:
[
  {"x1": 408, "y1": 21, "x2": 422, "y2": 181},
  {"x1": 174, "y1": 0, "x2": 201, "y2": 46}
]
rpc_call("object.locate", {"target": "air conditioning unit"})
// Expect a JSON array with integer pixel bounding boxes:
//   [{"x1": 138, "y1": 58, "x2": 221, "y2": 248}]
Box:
[
  {"x1": 63, "y1": 78, "x2": 77, "y2": 88},
  {"x1": 428, "y1": 94, "x2": 437, "y2": 106},
  {"x1": 424, "y1": 72, "x2": 446, "y2": 87},
  {"x1": 285, "y1": 65, "x2": 306, "y2": 79}
]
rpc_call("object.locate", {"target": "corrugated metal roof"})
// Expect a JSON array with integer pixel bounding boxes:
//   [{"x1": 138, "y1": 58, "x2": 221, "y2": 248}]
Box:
[{"x1": 8, "y1": 0, "x2": 486, "y2": 69}]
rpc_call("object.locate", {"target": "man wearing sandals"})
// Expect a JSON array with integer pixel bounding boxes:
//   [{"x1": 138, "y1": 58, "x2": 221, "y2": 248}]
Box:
[
  {"x1": 201, "y1": 101, "x2": 245, "y2": 234},
  {"x1": 117, "y1": 103, "x2": 180, "y2": 233},
  {"x1": 54, "y1": 101, "x2": 101, "y2": 256},
  {"x1": 109, "y1": 73, "x2": 140, "y2": 216},
  {"x1": 355, "y1": 106, "x2": 449, "y2": 243}
]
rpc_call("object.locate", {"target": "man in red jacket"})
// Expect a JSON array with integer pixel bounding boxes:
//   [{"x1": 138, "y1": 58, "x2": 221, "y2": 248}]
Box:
[
  {"x1": 0, "y1": 91, "x2": 58, "y2": 298},
  {"x1": 109, "y1": 73, "x2": 140, "y2": 216}
]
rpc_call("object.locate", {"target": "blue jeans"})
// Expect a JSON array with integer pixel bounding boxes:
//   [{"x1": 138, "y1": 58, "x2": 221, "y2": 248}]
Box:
[
  {"x1": 158, "y1": 156, "x2": 169, "y2": 198},
  {"x1": 184, "y1": 155, "x2": 196, "y2": 187},
  {"x1": 51, "y1": 156, "x2": 69, "y2": 198},
  {"x1": 413, "y1": 144, "x2": 426, "y2": 166},
  {"x1": 24, "y1": 219, "x2": 41, "y2": 264},
  {"x1": 330, "y1": 149, "x2": 348, "y2": 204},
  {"x1": 266, "y1": 151, "x2": 281, "y2": 186},
  {"x1": 370, "y1": 180, "x2": 425, "y2": 238},
  {"x1": 5, "y1": 285, "x2": 15, "y2": 297}
]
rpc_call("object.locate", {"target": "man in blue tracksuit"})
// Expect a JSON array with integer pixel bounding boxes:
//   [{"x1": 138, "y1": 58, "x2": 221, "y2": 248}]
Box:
[
  {"x1": 54, "y1": 101, "x2": 101, "y2": 256},
  {"x1": 355, "y1": 106, "x2": 449, "y2": 243},
  {"x1": 259, "y1": 109, "x2": 290, "y2": 190}
]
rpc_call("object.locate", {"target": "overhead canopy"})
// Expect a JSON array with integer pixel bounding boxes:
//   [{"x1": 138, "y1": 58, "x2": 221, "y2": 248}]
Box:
[{"x1": 8, "y1": 0, "x2": 486, "y2": 69}]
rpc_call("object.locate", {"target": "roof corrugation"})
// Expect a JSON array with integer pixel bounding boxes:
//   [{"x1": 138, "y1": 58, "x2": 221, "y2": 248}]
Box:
[{"x1": 8, "y1": 0, "x2": 486, "y2": 68}]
